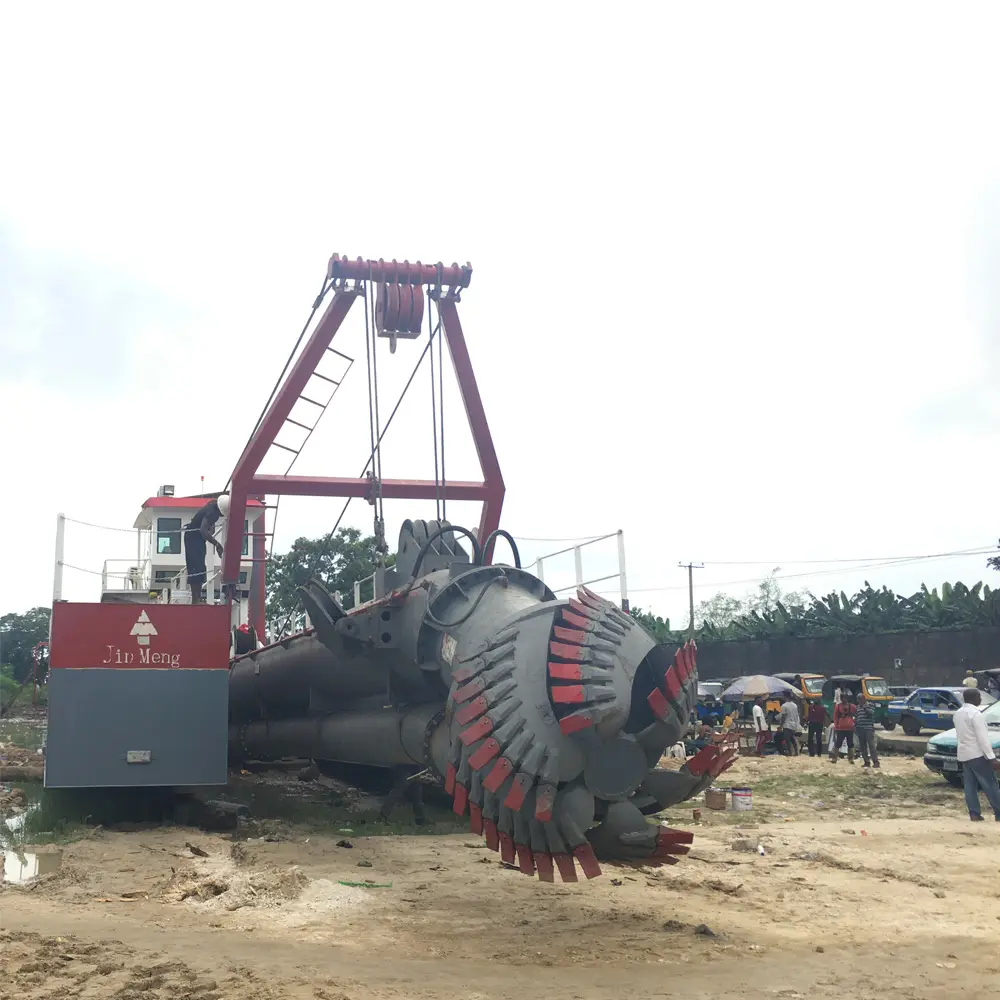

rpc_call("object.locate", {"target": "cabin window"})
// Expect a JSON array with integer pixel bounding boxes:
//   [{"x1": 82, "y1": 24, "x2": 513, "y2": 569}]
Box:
[
  {"x1": 239, "y1": 572, "x2": 248, "y2": 585},
  {"x1": 242, "y1": 519, "x2": 250, "y2": 556},
  {"x1": 157, "y1": 517, "x2": 182, "y2": 555},
  {"x1": 153, "y1": 569, "x2": 178, "y2": 585}
]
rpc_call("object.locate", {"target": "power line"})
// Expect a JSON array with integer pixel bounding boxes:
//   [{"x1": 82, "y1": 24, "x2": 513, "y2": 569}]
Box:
[
  {"x1": 701, "y1": 546, "x2": 994, "y2": 566},
  {"x1": 599, "y1": 547, "x2": 999, "y2": 596}
]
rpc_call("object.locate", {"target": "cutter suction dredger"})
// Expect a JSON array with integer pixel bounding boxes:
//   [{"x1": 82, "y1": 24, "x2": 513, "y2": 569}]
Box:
[{"x1": 229, "y1": 520, "x2": 738, "y2": 882}]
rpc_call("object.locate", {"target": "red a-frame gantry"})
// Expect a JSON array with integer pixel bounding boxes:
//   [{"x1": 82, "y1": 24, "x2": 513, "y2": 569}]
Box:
[{"x1": 222, "y1": 255, "x2": 505, "y2": 635}]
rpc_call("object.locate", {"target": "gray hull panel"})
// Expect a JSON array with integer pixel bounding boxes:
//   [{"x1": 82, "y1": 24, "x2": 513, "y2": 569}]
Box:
[{"x1": 45, "y1": 668, "x2": 229, "y2": 788}]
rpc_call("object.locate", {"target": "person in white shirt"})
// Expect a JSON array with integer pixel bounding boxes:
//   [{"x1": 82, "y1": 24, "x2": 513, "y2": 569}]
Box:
[
  {"x1": 953, "y1": 688, "x2": 1000, "y2": 822},
  {"x1": 752, "y1": 698, "x2": 768, "y2": 757},
  {"x1": 962, "y1": 670, "x2": 978, "y2": 689}
]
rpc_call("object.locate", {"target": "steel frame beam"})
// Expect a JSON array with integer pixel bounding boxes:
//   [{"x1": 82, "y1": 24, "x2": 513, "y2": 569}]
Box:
[{"x1": 223, "y1": 258, "x2": 505, "y2": 636}]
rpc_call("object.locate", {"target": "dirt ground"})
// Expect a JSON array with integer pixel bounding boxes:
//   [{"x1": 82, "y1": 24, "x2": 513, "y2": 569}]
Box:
[{"x1": 2, "y1": 755, "x2": 999, "y2": 1000}]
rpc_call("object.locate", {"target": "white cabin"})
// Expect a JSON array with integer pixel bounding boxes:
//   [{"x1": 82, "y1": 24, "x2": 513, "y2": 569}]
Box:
[{"x1": 100, "y1": 485, "x2": 266, "y2": 617}]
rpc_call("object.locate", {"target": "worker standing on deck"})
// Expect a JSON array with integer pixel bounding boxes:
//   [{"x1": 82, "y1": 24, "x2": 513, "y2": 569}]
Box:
[
  {"x1": 184, "y1": 494, "x2": 229, "y2": 604},
  {"x1": 954, "y1": 688, "x2": 1000, "y2": 822}
]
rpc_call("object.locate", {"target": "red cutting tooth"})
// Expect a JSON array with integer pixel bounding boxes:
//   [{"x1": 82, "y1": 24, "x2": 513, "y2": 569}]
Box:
[
  {"x1": 710, "y1": 748, "x2": 738, "y2": 776},
  {"x1": 560, "y1": 609, "x2": 591, "y2": 628},
  {"x1": 671, "y1": 648, "x2": 685, "y2": 680},
  {"x1": 682, "y1": 643, "x2": 696, "y2": 678},
  {"x1": 647, "y1": 688, "x2": 669, "y2": 720},
  {"x1": 459, "y1": 715, "x2": 494, "y2": 746},
  {"x1": 657, "y1": 828, "x2": 695, "y2": 847},
  {"x1": 553, "y1": 625, "x2": 585, "y2": 643},
  {"x1": 551, "y1": 684, "x2": 585, "y2": 704},
  {"x1": 451, "y1": 665, "x2": 474, "y2": 685},
  {"x1": 568, "y1": 598, "x2": 600, "y2": 620},
  {"x1": 535, "y1": 852, "x2": 554, "y2": 883},
  {"x1": 685, "y1": 744, "x2": 715, "y2": 777},
  {"x1": 455, "y1": 695, "x2": 489, "y2": 726},
  {"x1": 549, "y1": 641, "x2": 585, "y2": 661},
  {"x1": 444, "y1": 762, "x2": 456, "y2": 795},
  {"x1": 468, "y1": 738, "x2": 501, "y2": 771},
  {"x1": 663, "y1": 664, "x2": 682, "y2": 701},
  {"x1": 548, "y1": 661, "x2": 582, "y2": 682},
  {"x1": 654, "y1": 831, "x2": 692, "y2": 858},
  {"x1": 468, "y1": 802, "x2": 484, "y2": 835},
  {"x1": 452, "y1": 782, "x2": 468, "y2": 816},
  {"x1": 515, "y1": 843, "x2": 534, "y2": 876},
  {"x1": 482, "y1": 756, "x2": 514, "y2": 792},
  {"x1": 498, "y1": 832, "x2": 516, "y2": 865},
  {"x1": 483, "y1": 818, "x2": 499, "y2": 852},
  {"x1": 576, "y1": 588, "x2": 604, "y2": 611},
  {"x1": 453, "y1": 677, "x2": 486, "y2": 703},
  {"x1": 573, "y1": 844, "x2": 602, "y2": 879},
  {"x1": 552, "y1": 853, "x2": 577, "y2": 882},
  {"x1": 559, "y1": 713, "x2": 594, "y2": 735},
  {"x1": 503, "y1": 773, "x2": 531, "y2": 811},
  {"x1": 534, "y1": 784, "x2": 556, "y2": 823}
]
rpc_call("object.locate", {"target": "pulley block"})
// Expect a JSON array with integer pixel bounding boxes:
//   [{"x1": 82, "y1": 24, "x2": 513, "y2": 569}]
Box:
[{"x1": 374, "y1": 260, "x2": 426, "y2": 353}]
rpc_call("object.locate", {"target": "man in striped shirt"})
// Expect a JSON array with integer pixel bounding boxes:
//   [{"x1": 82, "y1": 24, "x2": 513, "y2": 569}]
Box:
[{"x1": 854, "y1": 697, "x2": 880, "y2": 768}]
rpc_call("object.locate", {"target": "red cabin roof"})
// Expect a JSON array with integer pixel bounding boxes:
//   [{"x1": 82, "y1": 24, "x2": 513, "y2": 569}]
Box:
[{"x1": 141, "y1": 496, "x2": 265, "y2": 509}]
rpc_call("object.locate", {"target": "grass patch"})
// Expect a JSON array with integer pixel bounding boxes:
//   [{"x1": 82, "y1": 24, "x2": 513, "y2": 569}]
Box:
[{"x1": 749, "y1": 769, "x2": 935, "y2": 800}]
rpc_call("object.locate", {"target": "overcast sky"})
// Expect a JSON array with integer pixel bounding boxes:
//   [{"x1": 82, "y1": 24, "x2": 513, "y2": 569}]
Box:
[{"x1": 2, "y1": 3, "x2": 1000, "y2": 629}]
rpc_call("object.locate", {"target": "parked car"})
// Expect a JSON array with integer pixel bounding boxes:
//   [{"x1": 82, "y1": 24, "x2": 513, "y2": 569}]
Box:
[
  {"x1": 889, "y1": 686, "x2": 997, "y2": 737},
  {"x1": 924, "y1": 698, "x2": 1000, "y2": 786}
]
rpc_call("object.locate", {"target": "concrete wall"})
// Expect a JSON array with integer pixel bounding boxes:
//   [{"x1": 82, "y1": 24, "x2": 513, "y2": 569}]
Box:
[{"x1": 695, "y1": 626, "x2": 1000, "y2": 687}]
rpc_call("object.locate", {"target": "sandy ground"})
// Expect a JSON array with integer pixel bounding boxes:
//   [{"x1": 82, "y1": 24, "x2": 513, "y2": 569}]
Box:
[{"x1": 2, "y1": 755, "x2": 999, "y2": 999}]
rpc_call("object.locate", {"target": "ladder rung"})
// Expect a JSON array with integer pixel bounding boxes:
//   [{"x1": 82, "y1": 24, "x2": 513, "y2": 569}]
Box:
[
  {"x1": 285, "y1": 417, "x2": 315, "y2": 431},
  {"x1": 299, "y1": 395, "x2": 324, "y2": 407},
  {"x1": 312, "y1": 372, "x2": 340, "y2": 386},
  {"x1": 326, "y1": 347, "x2": 352, "y2": 361},
  {"x1": 272, "y1": 442, "x2": 299, "y2": 454}
]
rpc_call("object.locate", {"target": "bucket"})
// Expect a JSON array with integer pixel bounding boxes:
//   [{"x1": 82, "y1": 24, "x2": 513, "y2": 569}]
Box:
[
  {"x1": 704, "y1": 787, "x2": 728, "y2": 811},
  {"x1": 731, "y1": 787, "x2": 753, "y2": 812}
]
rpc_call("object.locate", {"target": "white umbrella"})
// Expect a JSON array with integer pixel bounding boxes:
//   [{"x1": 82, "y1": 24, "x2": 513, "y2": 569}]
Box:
[{"x1": 721, "y1": 674, "x2": 799, "y2": 702}]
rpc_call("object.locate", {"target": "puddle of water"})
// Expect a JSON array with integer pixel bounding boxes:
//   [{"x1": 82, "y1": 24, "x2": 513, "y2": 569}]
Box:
[{"x1": 2, "y1": 847, "x2": 62, "y2": 884}]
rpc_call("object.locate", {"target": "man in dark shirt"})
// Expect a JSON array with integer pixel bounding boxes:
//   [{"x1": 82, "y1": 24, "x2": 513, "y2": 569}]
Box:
[
  {"x1": 854, "y1": 697, "x2": 880, "y2": 768},
  {"x1": 184, "y1": 495, "x2": 229, "y2": 604},
  {"x1": 806, "y1": 700, "x2": 827, "y2": 757}
]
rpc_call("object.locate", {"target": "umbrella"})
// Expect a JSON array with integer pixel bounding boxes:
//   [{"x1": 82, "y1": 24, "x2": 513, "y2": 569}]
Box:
[{"x1": 720, "y1": 675, "x2": 798, "y2": 703}]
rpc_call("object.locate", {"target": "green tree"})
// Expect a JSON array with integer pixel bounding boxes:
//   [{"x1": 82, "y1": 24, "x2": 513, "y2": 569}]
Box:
[
  {"x1": 628, "y1": 607, "x2": 674, "y2": 644},
  {"x1": 0, "y1": 607, "x2": 51, "y2": 682},
  {"x1": 695, "y1": 592, "x2": 746, "y2": 628},
  {"x1": 265, "y1": 528, "x2": 393, "y2": 627}
]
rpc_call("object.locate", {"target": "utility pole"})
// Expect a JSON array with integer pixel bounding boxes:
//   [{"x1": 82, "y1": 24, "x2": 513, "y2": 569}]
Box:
[{"x1": 678, "y1": 562, "x2": 704, "y2": 637}]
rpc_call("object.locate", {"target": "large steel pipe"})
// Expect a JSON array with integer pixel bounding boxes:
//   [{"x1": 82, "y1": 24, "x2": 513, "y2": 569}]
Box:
[
  {"x1": 230, "y1": 704, "x2": 446, "y2": 771},
  {"x1": 229, "y1": 632, "x2": 388, "y2": 724}
]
